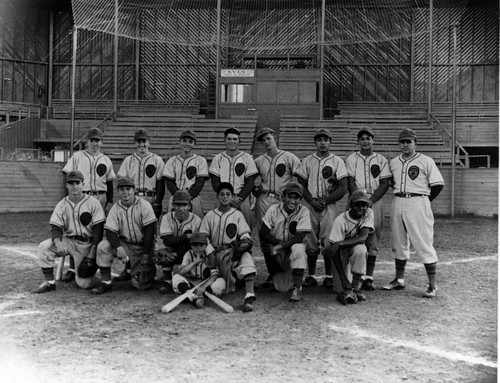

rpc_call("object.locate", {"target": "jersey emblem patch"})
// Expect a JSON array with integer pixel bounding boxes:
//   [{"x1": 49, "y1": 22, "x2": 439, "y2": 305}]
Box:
[
  {"x1": 289, "y1": 221, "x2": 298, "y2": 234},
  {"x1": 408, "y1": 165, "x2": 420, "y2": 180},
  {"x1": 146, "y1": 164, "x2": 156, "y2": 178},
  {"x1": 80, "y1": 212, "x2": 92, "y2": 226},
  {"x1": 186, "y1": 166, "x2": 197, "y2": 180},
  {"x1": 322, "y1": 166, "x2": 333, "y2": 179},
  {"x1": 370, "y1": 164, "x2": 380, "y2": 178},
  {"x1": 226, "y1": 223, "x2": 237, "y2": 239},
  {"x1": 96, "y1": 164, "x2": 107, "y2": 177},
  {"x1": 235, "y1": 163, "x2": 246, "y2": 177},
  {"x1": 275, "y1": 164, "x2": 286, "y2": 177}
]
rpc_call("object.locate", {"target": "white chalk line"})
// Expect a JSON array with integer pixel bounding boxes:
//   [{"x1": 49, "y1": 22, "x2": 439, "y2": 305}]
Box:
[
  {"x1": 0, "y1": 311, "x2": 46, "y2": 318},
  {"x1": 328, "y1": 323, "x2": 497, "y2": 369}
]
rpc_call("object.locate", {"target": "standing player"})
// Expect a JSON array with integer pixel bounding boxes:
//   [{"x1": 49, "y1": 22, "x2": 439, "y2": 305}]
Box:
[
  {"x1": 92, "y1": 176, "x2": 157, "y2": 294},
  {"x1": 209, "y1": 127, "x2": 258, "y2": 227},
  {"x1": 199, "y1": 182, "x2": 258, "y2": 312},
  {"x1": 61, "y1": 127, "x2": 115, "y2": 282},
  {"x1": 295, "y1": 128, "x2": 348, "y2": 288},
  {"x1": 323, "y1": 190, "x2": 375, "y2": 304},
  {"x1": 345, "y1": 127, "x2": 391, "y2": 290},
  {"x1": 34, "y1": 170, "x2": 105, "y2": 293},
  {"x1": 259, "y1": 182, "x2": 310, "y2": 302},
  {"x1": 383, "y1": 129, "x2": 444, "y2": 298},
  {"x1": 156, "y1": 190, "x2": 203, "y2": 294},
  {"x1": 163, "y1": 129, "x2": 209, "y2": 218}
]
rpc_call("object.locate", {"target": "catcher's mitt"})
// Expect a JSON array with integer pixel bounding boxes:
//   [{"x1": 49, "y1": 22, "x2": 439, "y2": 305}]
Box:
[
  {"x1": 131, "y1": 254, "x2": 157, "y2": 290},
  {"x1": 154, "y1": 248, "x2": 177, "y2": 266},
  {"x1": 77, "y1": 257, "x2": 98, "y2": 279},
  {"x1": 231, "y1": 238, "x2": 253, "y2": 262},
  {"x1": 337, "y1": 289, "x2": 358, "y2": 305}
]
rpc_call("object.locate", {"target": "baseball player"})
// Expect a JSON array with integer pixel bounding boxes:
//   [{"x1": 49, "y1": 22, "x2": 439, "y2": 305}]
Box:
[
  {"x1": 172, "y1": 232, "x2": 226, "y2": 308},
  {"x1": 209, "y1": 127, "x2": 258, "y2": 228},
  {"x1": 156, "y1": 190, "x2": 203, "y2": 294},
  {"x1": 345, "y1": 127, "x2": 391, "y2": 290},
  {"x1": 34, "y1": 170, "x2": 105, "y2": 293},
  {"x1": 92, "y1": 176, "x2": 157, "y2": 294},
  {"x1": 323, "y1": 190, "x2": 375, "y2": 303},
  {"x1": 115, "y1": 128, "x2": 165, "y2": 283},
  {"x1": 259, "y1": 182, "x2": 310, "y2": 302},
  {"x1": 163, "y1": 129, "x2": 209, "y2": 218},
  {"x1": 199, "y1": 182, "x2": 257, "y2": 312},
  {"x1": 61, "y1": 127, "x2": 115, "y2": 282},
  {"x1": 383, "y1": 128, "x2": 444, "y2": 298},
  {"x1": 295, "y1": 128, "x2": 348, "y2": 288}
]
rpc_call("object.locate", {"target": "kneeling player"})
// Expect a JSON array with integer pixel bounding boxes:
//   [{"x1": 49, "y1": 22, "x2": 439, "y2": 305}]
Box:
[{"x1": 322, "y1": 190, "x2": 374, "y2": 304}]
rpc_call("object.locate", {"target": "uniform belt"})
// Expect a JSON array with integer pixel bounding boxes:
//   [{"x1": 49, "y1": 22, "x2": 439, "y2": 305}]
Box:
[
  {"x1": 135, "y1": 191, "x2": 156, "y2": 197},
  {"x1": 85, "y1": 191, "x2": 106, "y2": 195},
  {"x1": 267, "y1": 191, "x2": 281, "y2": 199},
  {"x1": 69, "y1": 235, "x2": 93, "y2": 243},
  {"x1": 364, "y1": 189, "x2": 374, "y2": 194},
  {"x1": 395, "y1": 193, "x2": 426, "y2": 198}
]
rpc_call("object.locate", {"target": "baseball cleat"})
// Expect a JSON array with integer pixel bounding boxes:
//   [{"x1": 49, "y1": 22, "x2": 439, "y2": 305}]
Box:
[
  {"x1": 322, "y1": 276, "x2": 334, "y2": 288},
  {"x1": 353, "y1": 289, "x2": 367, "y2": 301},
  {"x1": 242, "y1": 296, "x2": 256, "y2": 312},
  {"x1": 361, "y1": 278, "x2": 376, "y2": 291},
  {"x1": 302, "y1": 275, "x2": 318, "y2": 287},
  {"x1": 382, "y1": 278, "x2": 405, "y2": 290},
  {"x1": 289, "y1": 287, "x2": 302, "y2": 302},
  {"x1": 423, "y1": 285, "x2": 438, "y2": 298},
  {"x1": 112, "y1": 270, "x2": 131, "y2": 282},
  {"x1": 62, "y1": 270, "x2": 75, "y2": 283},
  {"x1": 92, "y1": 283, "x2": 112, "y2": 294},
  {"x1": 34, "y1": 281, "x2": 56, "y2": 294}
]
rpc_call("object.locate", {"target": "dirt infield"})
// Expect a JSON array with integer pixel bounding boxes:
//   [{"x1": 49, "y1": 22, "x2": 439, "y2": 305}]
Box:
[{"x1": 0, "y1": 213, "x2": 497, "y2": 383}]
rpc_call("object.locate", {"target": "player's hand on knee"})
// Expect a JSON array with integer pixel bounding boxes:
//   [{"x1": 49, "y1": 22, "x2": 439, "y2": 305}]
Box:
[{"x1": 117, "y1": 247, "x2": 129, "y2": 263}]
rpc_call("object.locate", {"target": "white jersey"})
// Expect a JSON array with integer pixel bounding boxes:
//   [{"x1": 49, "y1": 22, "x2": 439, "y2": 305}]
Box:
[
  {"x1": 255, "y1": 150, "x2": 300, "y2": 194},
  {"x1": 50, "y1": 195, "x2": 106, "y2": 238},
  {"x1": 328, "y1": 208, "x2": 375, "y2": 243},
  {"x1": 295, "y1": 153, "x2": 348, "y2": 199},
  {"x1": 118, "y1": 152, "x2": 165, "y2": 192},
  {"x1": 209, "y1": 151, "x2": 258, "y2": 194},
  {"x1": 262, "y1": 203, "x2": 311, "y2": 241},
  {"x1": 200, "y1": 208, "x2": 251, "y2": 247},
  {"x1": 159, "y1": 211, "x2": 202, "y2": 238},
  {"x1": 105, "y1": 197, "x2": 157, "y2": 244},
  {"x1": 345, "y1": 152, "x2": 392, "y2": 192},
  {"x1": 63, "y1": 151, "x2": 115, "y2": 192},
  {"x1": 163, "y1": 153, "x2": 208, "y2": 190},
  {"x1": 180, "y1": 249, "x2": 212, "y2": 279},
  {"x1": 389, "y1": 153, "x2": 444, "y2": 195}
]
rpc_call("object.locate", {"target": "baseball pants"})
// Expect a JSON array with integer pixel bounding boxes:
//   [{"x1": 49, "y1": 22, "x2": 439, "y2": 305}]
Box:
[{"x1": 331, "y1": 244, "x2": 368, "y2": 293}]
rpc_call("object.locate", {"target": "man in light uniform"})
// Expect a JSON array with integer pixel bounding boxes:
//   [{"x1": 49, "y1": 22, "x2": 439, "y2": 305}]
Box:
[
  {"x1": 34, "y1": 170, "x2": 105, "y2": 293},
  {"x1": 163, "y1": 129, "x2": 208, "y2": 218},
  {"x1": 61, "y1": 127, "x2": 115, "y2": 282},
  {"x1": 209, "y1": 127, "x2": 258, "y2": 227},
  {"x1": 345, "y1": 127, "x2": 391, "y2": 290},
  {"x1": 295, "y1": 128, "x2": 348, "y2": 288},
  {"x1": 383, "y1": 129, "x2": 444, "y2": 298}
]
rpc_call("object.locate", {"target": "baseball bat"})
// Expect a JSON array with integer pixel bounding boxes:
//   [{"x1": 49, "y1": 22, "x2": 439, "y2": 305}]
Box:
[
  {"x1": 204, "y1": 291, "x2": 233, "y2": 313},
  {"x1": 55, "y1": 255, "x2": 65, "y2": 281},
  {"x1": 161, "y1": 277, "x2": 213, "y2": 313}
]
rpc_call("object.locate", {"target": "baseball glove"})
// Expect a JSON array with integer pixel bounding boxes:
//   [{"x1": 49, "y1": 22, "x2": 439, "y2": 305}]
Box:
[
  {"x1": 131, "y1": 254, "x2": 157, "y2": 290},
  {"x1": 337, "y1": 289, "x2": 358, "y2": 305},
  {"x1": 231, "y1": 238, "x2": 253, "y2": 262},
  {"x1": 154, "y1": 248, "x2": 177, "y2": 266},
  {"x1": 77, "y1": 256, "x2": 98, "y2": 279}
]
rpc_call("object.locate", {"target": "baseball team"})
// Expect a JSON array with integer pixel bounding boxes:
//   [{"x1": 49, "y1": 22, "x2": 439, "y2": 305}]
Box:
[{"x1": 34, "y1": 123, "x2": 444, "y2": 311}]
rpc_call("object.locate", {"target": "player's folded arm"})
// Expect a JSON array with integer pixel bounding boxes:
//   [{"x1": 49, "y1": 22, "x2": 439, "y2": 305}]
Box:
[{"x1": 323, "y1": 177, "x2": 347, "y2": 205}]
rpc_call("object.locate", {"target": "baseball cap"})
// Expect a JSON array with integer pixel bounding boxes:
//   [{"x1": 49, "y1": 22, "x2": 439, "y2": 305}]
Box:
[
  {"x1": 117, "y1": 176, "x2": 135, "y2": 188},
  {"x1": 172, "y1": 190, "x2": 191, "y2": 204},
  {"x1": 189, "y1": 232, "x2": 208, "y2": 245},
  {"x1": 314, "y1": 128, "x2": 331, "y2": 140},
  {"x1": 357, "y1": 127, "x2": 375, "y2": 139},
  {"x1": 283, "y1": 182, "x2": 303, "y2": 198},
  {"x1": 217, "y1": 182, "x2": 234, "y2": 195},
  {"x1": 349, "y1": 190, "x2": 371, "y2": 204},
  {"x1": 66, "y1": 170, "x2": 84, "y2": 182},
  {"x1": 134, "y1": 128, "x2": 150, "y2": 141},
  {"x1": 180, "y1": 129, "x2": 197, "y2": 141},
  {"x1": 398, "y1": 129, "x2": 417, "y2": 141},
  {"x1": 224, "y1": 127, "x2": 240, "y2": 137},
  {"x1": 87, "y1": 127, "x2": 103, "y2": 140},
  {"x1": 256, "y1": 127, "x2": 276, "y2": 142}
]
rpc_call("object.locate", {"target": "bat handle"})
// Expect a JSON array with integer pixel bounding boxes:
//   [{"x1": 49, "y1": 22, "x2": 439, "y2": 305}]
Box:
[{"x1": 55, "y1": 255, "x2": 66, "y2": 281}]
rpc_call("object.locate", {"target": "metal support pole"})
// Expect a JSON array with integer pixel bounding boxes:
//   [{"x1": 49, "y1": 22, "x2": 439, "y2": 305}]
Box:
[
  {"x1": 48, "y1": 11, "x2": 54, "y2": 110},
  {"x1": 114, "y1": 0, "x2": 119, "y2": 115},
  {"x1": 451, "y1": 24, "x2": 458, "y2": 217},
  {"x1": 427, "y1": 0, "x2": 433, "y2": 120},
  {"x1": 70, "y1": 27, "x2": 78, "y2": 157},
  {"x1": 319, "y1": 0, "x2": 325, "y2": 120},
  {"x1": 215, "y1": 0, "x2": 222, "y2": 119}
]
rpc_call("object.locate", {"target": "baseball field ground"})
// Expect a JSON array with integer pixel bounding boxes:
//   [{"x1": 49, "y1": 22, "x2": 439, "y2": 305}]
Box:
[{"x1": 0, "y1": 213, "x2": 497, "y2": 383}]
